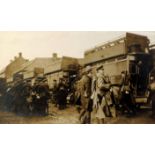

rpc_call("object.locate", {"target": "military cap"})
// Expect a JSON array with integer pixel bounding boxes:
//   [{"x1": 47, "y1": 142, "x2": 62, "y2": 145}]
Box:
[
  {"x1": 85, "y1": 65, "x2": 92, "y2": 72},
  {"x1": 14, "y1": 73, "x2": 23, "y2": 80},
  {"x1": 36, "y1": 77, "x2": 44, "y2": 81},
  {"x1": 42, "y1": 78, "x2": 47, "y2": 82},
  {"x1": 26, "y1": 79, "x2": 31, "y2": 82}
]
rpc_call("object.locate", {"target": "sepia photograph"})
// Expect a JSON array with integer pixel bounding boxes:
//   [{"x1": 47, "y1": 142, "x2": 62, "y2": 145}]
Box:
[
  {"x1": 0, "y1": 31, "x2": 155, "y2": 124},
  {"x1": 1, "y1": 1, "x2": 155, "y2": 155}
]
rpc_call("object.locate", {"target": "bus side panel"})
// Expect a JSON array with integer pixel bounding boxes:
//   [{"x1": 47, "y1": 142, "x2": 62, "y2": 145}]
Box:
[{"x1": 104, "y1": 60, "x2": 128, "y2": 84}]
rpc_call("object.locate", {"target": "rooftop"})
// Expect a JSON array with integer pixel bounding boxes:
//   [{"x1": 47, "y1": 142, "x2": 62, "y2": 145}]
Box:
[{"x1": 84, "y1": 32, "x2": 149, "y2": 56}]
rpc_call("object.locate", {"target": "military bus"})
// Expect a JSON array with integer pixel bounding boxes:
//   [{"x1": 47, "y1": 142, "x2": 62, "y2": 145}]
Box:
[{"x1": 84, "y1": 33, "x2": 154, "y2": 105}]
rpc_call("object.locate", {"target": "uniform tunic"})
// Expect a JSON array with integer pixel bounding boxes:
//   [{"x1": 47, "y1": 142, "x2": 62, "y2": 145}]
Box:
[
  {"x1": 79, "y1": 74, "x2": 92, "y2": 123},
  {"x1": 94, "y1": 74, "x2": 112, "y2": 119}
]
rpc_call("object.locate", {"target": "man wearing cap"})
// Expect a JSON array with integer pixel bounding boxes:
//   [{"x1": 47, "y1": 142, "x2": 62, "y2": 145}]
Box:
[
  {"x1": 57, "y1": 78, "x2": 68, "y2": 110},
  {"x1": 93, "y1": 65, "x2": 112, "y2": 123},
  {"x1": 79, "y1": 65, "x2": 93, "y2": 124},
  {"x1": 41, "y1": 78, "x2": 50, "y2": 115},
  {"x1": 119, "y1": 71, "x2": 136, "y2": 116},
  {"x1": 51, "y1": 80, "x2": 58, "y2": 106},
  {"x1": 149, "y1": 67, "x2": 155, "y2": 117},
  {"x1": 31, "y1": 78, "x2": 40, "y2": 115},
  {"x1": 21, "y1": 79, "x2": 33, "y2": 115},
  {"x1": 31, "y1": 77, "x2": 50, "y2": 116},
  {"x1": 11, "y1": 75, "x2": 26, "y2": 115}
]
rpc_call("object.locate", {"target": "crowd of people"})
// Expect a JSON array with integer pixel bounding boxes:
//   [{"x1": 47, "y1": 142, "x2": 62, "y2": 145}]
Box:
[
  {"x1": 0, "y1": 74, "x2": 71, "y2": 117},
  {"x1": 0, "y1": 75, "x2": 50, "y2": 116},
  {"x1": 1, "y1": 64, "x2": 155, "y2": 123},
  {"x1": 74, "y1": 65, "x2": 137, "y2": 124}
]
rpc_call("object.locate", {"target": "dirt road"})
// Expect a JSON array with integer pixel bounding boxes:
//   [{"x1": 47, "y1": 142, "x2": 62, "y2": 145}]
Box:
[{"x1": 0, "y1": 104, "x2": 155, "y2": 124}]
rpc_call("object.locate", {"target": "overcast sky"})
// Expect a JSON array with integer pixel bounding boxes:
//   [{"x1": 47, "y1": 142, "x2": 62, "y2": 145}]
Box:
[{"x1": 0, "y1": 31, "x2": 155, "y2": 70}]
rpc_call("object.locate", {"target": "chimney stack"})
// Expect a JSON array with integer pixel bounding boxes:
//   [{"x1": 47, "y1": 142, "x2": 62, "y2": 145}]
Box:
[
  {"x1": 19, "y1": 52, "x2": 22, "y2": 58},
  {"x1": 52, "y1": 53, "x2": 58, "y2": 59}
]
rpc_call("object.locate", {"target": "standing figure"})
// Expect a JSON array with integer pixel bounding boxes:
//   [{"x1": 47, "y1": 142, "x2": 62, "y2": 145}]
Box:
[
  {"x1": 51, "y1": 80, "x2": 58, "y2": 106},
  {"x1": 22, "y1": 79, "x2": 33, "y2": 116},
  {"x1": 119, "y1": 71, "x2": 136, "y2": 116},
  {"x1": 32, "y1": 77, "x2": 50, "y2": 116},
  {"x1": 57, "y1": 78, "x2": 68, "y2": 110},
  {"x1": 0, "y1": 79, "x2": 7, "y2": 110},
  {"x1": 74, "y1": 78, "x2": 82, "y2": 111},
  {"x1": 11, "y1": 75, "x2": 26, "y2": 115},
  {"x1": 4, "y1": 83, "x2": 14, "y2": 112},
  {"x1": 31, "y1": 80, "x2": 39, "y2": 115},
  {"x1": 79, "y1": 66, "x2": 92, "y2": 124},
  {"x1": 149, "y1": 67, "x2": 155, "y2": 117},
  {"x1": 93, "y1": 65, "x2": 112, "y2": 124}
]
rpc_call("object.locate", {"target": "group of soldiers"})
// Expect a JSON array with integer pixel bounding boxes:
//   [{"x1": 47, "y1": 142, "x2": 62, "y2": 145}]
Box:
[
  {"x1": 0, "y1": 74, "x2": 71, "y2": 116},
  {"x1": 74, "y1": 64, "x2": 155, "y2": 124},
  {"x1": 0, "y1": 75, "x2": 50, "y2": 116},
  {"x1": 74, "y1": 65, "x2": 137, "y2": 124},
  {"x1": 1, "y1": 64, "x2": 155, "y2": 123},
  {"x1": 0, "y1": 65, "x2": 138, "y2": 122}
]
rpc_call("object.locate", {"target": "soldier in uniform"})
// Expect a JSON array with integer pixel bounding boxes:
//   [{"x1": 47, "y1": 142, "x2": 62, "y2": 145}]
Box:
[
  {"x1": 149, "y1": 67, "x2": 155, "y2": 117},
  {"x1": 11, "y1": 74, "x2": 26, "y2": 115},
  {"x1": 119, "y1": 71, "x2": 136, "y2": 116},
  {"x1": 3, "y1": 83, "x2": 14, "y2": 112},
  {"x1": 93, "y1": 65, "x2": 112, "y2": 124},
  {"x1": 0, "y1": 79, "x2": 7, "y2": 110},
  {"x1": 32, "y1": 77, "x2": 50, "y2": 116},
  {"x1": 74, "y1": 78, "x2": 82, "y2": 107},
  {"x1": 31, "y1": 79, "x2": 40, "y2": 115},
  {"x1": 79, "y1": 66, "x2": 93, "y2": 124},
  {"x1": 57, "y1": 78, "x2": 68, "y2": 110},
  {"x1": 22, "y1": 79, "x2": 33, "y2": 115},
  {"x1": 41, "y1": 78, "x2": 50, "y2": 115},
  {"x1": 51, "y1": 79, "x2": 58, "y2": 106}
]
